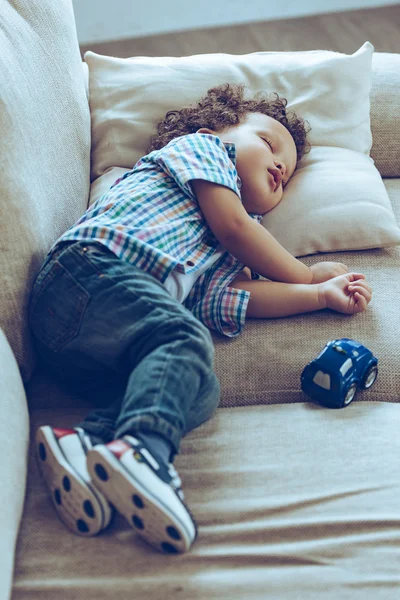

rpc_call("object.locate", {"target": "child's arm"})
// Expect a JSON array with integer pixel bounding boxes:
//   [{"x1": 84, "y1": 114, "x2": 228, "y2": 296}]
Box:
[
  {"x1": 231, "y1": 270, "x2": 372, "y2": 318},
  {"x1": 192, "y1": 180, "x2": 347, "y2": 284}
]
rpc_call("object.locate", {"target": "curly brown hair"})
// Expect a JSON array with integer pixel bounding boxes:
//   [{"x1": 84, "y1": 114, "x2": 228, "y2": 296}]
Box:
[{"x1": 147, "y1": 83, "x2": 311, "y2": 161}]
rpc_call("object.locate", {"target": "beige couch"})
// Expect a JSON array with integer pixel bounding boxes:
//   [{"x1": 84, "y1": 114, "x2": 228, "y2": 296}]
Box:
[{"x1": 2, "y1": 2, "x2": 400, "y2": 599}]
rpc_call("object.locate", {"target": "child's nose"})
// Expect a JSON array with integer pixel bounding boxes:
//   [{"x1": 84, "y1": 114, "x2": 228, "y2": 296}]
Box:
[{"x1": 274, "y1": 160, "x2": 286, "y2": 176}]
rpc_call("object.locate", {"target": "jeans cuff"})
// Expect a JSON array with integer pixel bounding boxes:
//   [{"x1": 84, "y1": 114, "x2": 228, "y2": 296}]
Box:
[
  {"x1": 75, "y1": 423, "x2": 115, "y2": 446},
  {"x1": 115, "y1": 415, "x2": 182, "y2": 458}
]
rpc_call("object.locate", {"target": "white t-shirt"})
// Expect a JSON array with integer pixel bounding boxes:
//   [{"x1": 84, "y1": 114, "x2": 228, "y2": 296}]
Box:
[{"x1": 163, "y1": 247, "x2": 224, "y2": 303}]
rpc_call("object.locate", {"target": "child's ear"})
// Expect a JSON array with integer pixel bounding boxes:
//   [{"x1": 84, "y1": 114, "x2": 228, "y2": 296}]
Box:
[{"x1": 196, "y1": 127, "x2": 217, "y2": 135}]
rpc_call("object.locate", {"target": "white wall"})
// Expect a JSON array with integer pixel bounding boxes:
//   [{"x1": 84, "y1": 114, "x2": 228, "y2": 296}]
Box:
[{"x1": 72, "y1": 0, "x2": 399, "y2": 44}]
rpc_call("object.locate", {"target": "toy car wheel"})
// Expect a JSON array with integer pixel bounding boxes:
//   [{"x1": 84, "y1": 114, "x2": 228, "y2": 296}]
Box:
[
  {"x1": 361, "y1": 364, "x2": 378, "y2": 389},
  {"x1": 343, "y1": 383, "x2": 357, "y2": 406}
]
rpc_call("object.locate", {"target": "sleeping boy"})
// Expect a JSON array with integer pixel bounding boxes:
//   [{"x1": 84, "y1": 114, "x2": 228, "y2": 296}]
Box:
[{"x1": 29, "y1": 83, "x2": 372, "y2": 554}]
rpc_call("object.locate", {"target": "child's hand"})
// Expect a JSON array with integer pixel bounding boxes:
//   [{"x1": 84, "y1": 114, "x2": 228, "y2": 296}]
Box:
[
  {"x1": 309, "y1": 261, "x2": 349, "y2": 284},
  {"x1": 318, "y1": 273, "x2": 372, "y2": 314}
]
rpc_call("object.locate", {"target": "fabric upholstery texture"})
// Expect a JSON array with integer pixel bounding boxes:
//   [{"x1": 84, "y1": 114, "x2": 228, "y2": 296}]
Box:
[
  {"x1": 13, "y1": 402, "x2": 400, "y2": 599},
  {"x1": 215, "y1": 179, "x2": 400, "y2": 407},
  {"x1": 3, "y1": 1, "x2": 400, "y2": 595},
  {"x1": 370, "y1": 52, "x2": 400, "y2": 177},
  {"x1": 0, "y1": 330, "x2": 29, "y2": 600},
  {"x1": 0, "y1": 0, "x2": 91, "y2": 382}
]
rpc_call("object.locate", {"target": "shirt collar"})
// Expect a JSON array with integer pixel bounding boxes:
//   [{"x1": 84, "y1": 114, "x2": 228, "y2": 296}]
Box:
[
  {"x1": 222, "y1": 141, "x2": 242, "y2": 190},
  {"x1": 222, "y1": 141, "x2": 236, "y2": 164}
]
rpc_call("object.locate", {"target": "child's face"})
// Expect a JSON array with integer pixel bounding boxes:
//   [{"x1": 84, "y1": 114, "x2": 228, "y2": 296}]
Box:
[{"x1": 198, "y1": 112, "x2": 297, "y2": 214}]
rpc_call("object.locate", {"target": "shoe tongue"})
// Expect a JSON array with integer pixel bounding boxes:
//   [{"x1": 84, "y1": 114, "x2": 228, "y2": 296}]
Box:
[
  {"x1": 123, "y1": 435, "x2": 165, "y2": 471},
  {"x1": 140, "y1": 446, "x2": 163, "y2": 471},
  {"x1": 123, "y1": 436, "x2": 183, "y2": 495}
]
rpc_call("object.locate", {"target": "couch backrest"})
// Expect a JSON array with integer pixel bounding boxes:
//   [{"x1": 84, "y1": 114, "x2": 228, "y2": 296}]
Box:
[
  {"x1": 370, "y1": 53, "x2": 400, "y2": 177},
  {"x1": 0, "y1": 8, "x2": 398, "y2": 385},
  {"x1": 0, "y1": 0, "x2": 90, "y2": 382}
]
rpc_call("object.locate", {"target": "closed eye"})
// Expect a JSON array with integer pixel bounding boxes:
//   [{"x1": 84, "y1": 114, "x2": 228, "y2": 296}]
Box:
[
  {"x1": 261, "y1": 136, "x2": 290, "y2": 187},
  {"x1": 261, "y1": 137, "x2": 274, "y2": 152}
]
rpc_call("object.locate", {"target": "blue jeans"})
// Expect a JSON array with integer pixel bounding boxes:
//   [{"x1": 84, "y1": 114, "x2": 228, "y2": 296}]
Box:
[{"x1": 29, "y1": 241, "x2": 220, "y2": 458}]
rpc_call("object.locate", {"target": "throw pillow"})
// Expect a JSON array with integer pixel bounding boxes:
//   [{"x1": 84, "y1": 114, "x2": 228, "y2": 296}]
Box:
[{"x1": 84, "y1": 42, "x2": 400, "y2": 256}]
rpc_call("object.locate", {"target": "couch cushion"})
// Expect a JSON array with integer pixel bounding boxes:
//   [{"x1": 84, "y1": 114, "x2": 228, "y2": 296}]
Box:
[
  {"x1": 0, "y1": 0, "x2": 90, "y2": 382},
  {"x1": 215, "y1": 178, "x2": 400, "y2": 407},
  {"x1": 370, "y1": 52, "x2": 400, "y2": 177},
  {"x1": 14, "y1": 402, "x2": 400, "y2": 599},
  {"x1": 27, "y1": 180, "x2": 400, "y2": 412},
  {"x1": 0, "y1": 329, "x2": 29, "y2": 600}
]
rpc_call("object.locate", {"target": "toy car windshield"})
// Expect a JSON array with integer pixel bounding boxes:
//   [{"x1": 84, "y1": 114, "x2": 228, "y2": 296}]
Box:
[{"x1": 332, "y1": 344, "x2": 347, "y2": 354}]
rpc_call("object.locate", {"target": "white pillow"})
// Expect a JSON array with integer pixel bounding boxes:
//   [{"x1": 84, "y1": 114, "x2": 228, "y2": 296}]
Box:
[
  {"x1": 263, "y1": 147, "x2": 400, "y2": 256},
  {"x1": 85, "y1": 42, "x2": 400, "y2": 255},
  {"x1": 85, "y1": 42, "x2": 374, "y2": 179}
]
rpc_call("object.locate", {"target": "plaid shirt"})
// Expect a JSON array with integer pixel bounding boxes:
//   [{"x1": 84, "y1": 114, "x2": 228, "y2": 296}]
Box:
[{"x1": 51, "y1": 133, "x2": 262, "y2": 337}]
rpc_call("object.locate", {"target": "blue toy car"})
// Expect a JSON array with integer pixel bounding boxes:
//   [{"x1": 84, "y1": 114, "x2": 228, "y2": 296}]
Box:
[{"x1": 301, "y1": 338, "x2": 378, "y2": 408}]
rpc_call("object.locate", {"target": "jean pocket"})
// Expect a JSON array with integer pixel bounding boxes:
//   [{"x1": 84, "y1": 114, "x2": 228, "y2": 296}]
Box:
[{"x1": 29, "y1": 261, "x2": 90, "y2": 352}]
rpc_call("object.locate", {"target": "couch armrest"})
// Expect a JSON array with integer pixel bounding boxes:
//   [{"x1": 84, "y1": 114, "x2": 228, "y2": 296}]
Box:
[
  {"x1": 0, "y1": 0, "x2": 91, "y2": 384},
  {"x1": 0, "y1": 329, "x2": 29, "y2": 600}
]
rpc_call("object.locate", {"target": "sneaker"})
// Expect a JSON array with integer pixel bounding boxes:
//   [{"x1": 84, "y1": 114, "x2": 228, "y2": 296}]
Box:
[
  {"x1": 35, "y1": 426, "x2": 113, "y2": 536},
  {"x1": 86, "y1": 436, "x2": 198, "y2": 553}
]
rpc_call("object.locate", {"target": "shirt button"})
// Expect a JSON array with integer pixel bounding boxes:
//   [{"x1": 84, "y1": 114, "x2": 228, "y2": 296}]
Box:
[{"x1": 186, "y1": 260, "x2": 195, "y2": 267}]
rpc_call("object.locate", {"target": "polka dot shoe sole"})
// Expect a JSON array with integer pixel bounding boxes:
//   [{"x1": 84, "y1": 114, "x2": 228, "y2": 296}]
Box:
[
  {"x1": 36, "y1": 426, "x2": 113, "y2": 536},
  {"x1": 86, "y1": 438, "x2": 197, "y2": 554}
]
